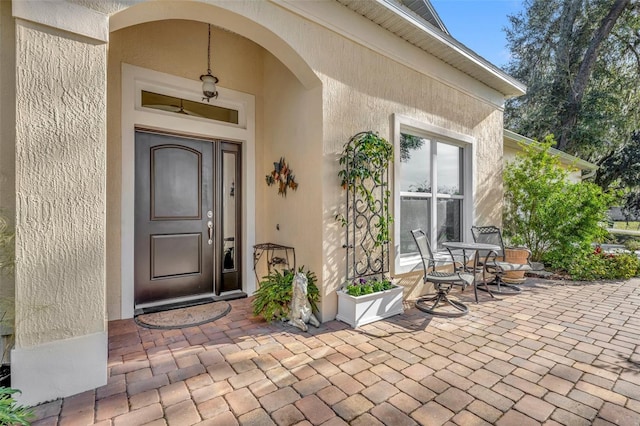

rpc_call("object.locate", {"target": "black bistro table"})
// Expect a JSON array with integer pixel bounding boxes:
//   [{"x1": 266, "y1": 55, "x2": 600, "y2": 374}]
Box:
[{"x1": 442, "y1": 241, "x2": 501, "y2": 302}]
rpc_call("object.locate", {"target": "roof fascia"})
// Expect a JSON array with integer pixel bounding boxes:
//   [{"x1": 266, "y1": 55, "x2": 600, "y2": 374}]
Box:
[
  {"x1": 376, "y1": 0, "x2": 525, "y2": 97},
  {"x1": 503, "y1": 129, "x2": 598, "y2": 172},
  {"x1": 272, "y1": 0, "x2": 511, "y2": 108}
]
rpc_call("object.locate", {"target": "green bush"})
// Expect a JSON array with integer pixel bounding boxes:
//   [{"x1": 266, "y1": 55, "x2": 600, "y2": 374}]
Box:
[
  {"x1": 624, "y1": 239, "x2": 640, "y2": 252},
  {"x1": 504, "y1": 135, "x2": 614, "y2": 264},
  {"x1": 0, "y1": 387, "x2": 32, "y2": 425},
  {"x1": 252, "y1": 267, "x2": 319, "y2": 322},
  {"x1": 556, "y1": 247, "x2": 640, "y2": 280}
]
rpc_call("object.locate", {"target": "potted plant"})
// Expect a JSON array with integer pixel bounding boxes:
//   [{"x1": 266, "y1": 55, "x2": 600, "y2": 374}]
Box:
[
  {"x1": 252, "y1": 267, "x2": 319, "y2": 323},
  {"x1": 336, "y1": 131, "x2": 400, "y2": 327},
  {"x1": 336, "y1": 276, "x2": 404, "y2": 328}
]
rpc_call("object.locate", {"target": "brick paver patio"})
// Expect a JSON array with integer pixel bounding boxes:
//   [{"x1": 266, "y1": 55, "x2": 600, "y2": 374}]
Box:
[{"x1": 30, "y1": 278, "x2": 640, "y2": 425}]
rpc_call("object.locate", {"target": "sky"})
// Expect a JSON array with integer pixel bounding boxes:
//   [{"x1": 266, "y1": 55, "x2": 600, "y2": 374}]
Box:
[{"x1": 430, "y1": 0, "x2": 525, "y2": 68}]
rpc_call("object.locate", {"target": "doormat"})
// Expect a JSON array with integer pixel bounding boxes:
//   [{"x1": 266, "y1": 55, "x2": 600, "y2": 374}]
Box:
[{"x1": 135, "y1": 301, "x2": 231, "y2": 330}]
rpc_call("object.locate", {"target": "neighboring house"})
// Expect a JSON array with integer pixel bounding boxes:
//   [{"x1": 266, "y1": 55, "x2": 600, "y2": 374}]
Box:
[
  {"x1": 0, "y1": 0, "x2": 526, "y2": 404},
  {"x1": 503, "y1": 129, "x2": 598, "y2": 183}
]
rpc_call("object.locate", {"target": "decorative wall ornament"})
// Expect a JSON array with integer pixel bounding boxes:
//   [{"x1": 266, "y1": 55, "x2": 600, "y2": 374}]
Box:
[{"x1": 266, "y1": 157, "x2": 298, "y2": 196}]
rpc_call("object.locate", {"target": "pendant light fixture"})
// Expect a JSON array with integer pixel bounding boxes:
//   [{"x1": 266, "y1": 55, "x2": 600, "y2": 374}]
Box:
[{"x1": 200, "y1": 24, "x2": 219, "y2": 102}]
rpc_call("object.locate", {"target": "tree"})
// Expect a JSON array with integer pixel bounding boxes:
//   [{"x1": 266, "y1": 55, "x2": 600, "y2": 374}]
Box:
[
  {"x1": 504, "y1": 0, "x2": 640, "y2": 156},
  {"x1": 503, "y1": 136, "x2": 612, "y2": 263}
]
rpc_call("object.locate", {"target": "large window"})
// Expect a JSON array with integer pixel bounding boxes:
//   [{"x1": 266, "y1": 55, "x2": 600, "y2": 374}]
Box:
[{"x1": 394, "y1": 116, "x2": 473, "y2": 273}]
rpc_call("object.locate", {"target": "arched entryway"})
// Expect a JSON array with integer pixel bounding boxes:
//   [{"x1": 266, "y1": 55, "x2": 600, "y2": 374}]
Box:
[{"x1": 107, "y1": 3, "x2": 322, "y2": 319}]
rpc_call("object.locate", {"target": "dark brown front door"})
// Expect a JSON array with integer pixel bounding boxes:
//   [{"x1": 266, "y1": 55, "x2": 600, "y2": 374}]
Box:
[{"x1": 135, "y1": 130, "x2": 215, "y2": 305}]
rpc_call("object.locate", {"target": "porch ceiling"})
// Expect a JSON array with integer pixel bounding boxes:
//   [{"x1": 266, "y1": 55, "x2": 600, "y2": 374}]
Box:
[{"x1": 334, "y1": 0, "x2": 526, "y2": 98}]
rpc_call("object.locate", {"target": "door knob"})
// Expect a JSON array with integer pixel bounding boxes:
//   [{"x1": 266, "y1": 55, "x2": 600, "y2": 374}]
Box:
[{"x1": 207, "y1": 221, "x2": 213, "y2": 245}]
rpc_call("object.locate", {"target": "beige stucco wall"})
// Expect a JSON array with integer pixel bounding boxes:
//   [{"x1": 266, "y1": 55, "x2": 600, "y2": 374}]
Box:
[
  {"x1": 14, "y1": 20, "x2": 107, "y2": 348},
  {"x1": 315, "y1": 38, "x2": 504, "y2": 316},
  {"x1": 103, "y1": 1, "x2": 506, "y2": 321},
  {"x1": 12, "y1": 0, "x2": 508, "y2": 326},
  {"x1": 261, "y1": 53, "x2": 324, "y2": 304},
  {"x1": 107, "y1": 20, "x2": 268, "y2": 319},
  {"x1": 0, "y1": 1, "x2": 16, "y2": 314}
]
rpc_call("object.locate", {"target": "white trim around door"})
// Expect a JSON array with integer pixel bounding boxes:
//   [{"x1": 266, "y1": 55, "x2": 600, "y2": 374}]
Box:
[{"x1": 120, "y1": 63, "x2": 256, "y2": 319}]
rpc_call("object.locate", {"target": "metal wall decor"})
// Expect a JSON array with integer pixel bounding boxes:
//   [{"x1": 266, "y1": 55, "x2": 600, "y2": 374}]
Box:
[{"x1": 265, "y1": 157, "x2": 298, "y2": 196}]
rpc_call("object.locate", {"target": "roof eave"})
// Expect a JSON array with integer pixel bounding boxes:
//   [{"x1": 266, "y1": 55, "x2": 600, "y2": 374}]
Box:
[
  {"x1": 503, "y1": 129, "x2": 598, "y2": 171},
  {"x1": 376, "y1": 0, "x2": 526, "y2": 98}
]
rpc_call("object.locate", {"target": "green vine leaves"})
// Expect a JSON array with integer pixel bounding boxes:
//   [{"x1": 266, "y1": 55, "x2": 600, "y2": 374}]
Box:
[{"x1": 336, "y1": 131, "x2": 393, "y2": 248}]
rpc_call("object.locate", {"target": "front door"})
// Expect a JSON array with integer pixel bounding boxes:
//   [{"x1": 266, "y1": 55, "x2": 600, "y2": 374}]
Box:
[{"x1": 135, "y1": 130, "x2": 242, "y2": 306}]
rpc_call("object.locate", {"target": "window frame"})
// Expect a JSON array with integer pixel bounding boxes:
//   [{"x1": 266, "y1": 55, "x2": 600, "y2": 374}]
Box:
[{"x1": 392, "y1": 114, "x2": 476, "y2": 274}]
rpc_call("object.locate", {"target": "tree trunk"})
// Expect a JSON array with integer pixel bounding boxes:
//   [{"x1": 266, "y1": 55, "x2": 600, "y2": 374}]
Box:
[{"x1": 556, "y1": 0, "x2": 631, "y2": 152}]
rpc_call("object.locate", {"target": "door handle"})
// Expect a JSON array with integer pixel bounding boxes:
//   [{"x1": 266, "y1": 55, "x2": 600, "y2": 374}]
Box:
[{"x1": 207, "y1": 221, "x2": 213, "y2": 245}]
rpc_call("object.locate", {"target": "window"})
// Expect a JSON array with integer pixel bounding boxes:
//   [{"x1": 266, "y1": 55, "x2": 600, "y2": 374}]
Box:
[
  {"x1": 141, "y1": 91, "x2": 239, "y2": 124},
  {"x1": 394, "y1": 115, "x2": 474, "y2": 273}
]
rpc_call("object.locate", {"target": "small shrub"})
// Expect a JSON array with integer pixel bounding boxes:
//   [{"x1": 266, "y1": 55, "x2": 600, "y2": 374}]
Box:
[
  {"x1": 0, "y1": 387, "x2": 33, "y2": 425},
  {"x1": 252, "y1": 267, "x2": 319, "y2": 322},
  {"x1": 560, "y1": 247, "x2": 640, "y2": 280},
  {"x1": 624, "y1": 239, "x2": 640, "y2": 252},
  {"x1": 343, "y1": 276, "x2": 393, "y2": 297}
]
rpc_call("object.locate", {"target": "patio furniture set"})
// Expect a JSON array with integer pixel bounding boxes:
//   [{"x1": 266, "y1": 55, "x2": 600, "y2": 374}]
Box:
[{"x1": 411, "y1": 225, "x2": 533, "y2": 317}]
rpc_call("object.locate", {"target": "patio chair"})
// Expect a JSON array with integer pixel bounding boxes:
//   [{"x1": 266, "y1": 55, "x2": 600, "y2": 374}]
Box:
[
  {"x1": 471, "y1": 225, "x2": 531, "y2": 294},
  {"x1": 411, "y1": 229, "x2": 474, "y2": 317}
]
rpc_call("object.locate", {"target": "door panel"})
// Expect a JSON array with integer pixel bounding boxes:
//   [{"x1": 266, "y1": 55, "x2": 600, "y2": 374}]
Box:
[
  {"x1": 135, "y1": 131, "x2": 214, "y2": 305},
  {"x1": 152, "y1": 146, "x2": 201, "y2": 219},
  {"x1": 151, "y1": 234, "x2": 201, "y2": 279}
]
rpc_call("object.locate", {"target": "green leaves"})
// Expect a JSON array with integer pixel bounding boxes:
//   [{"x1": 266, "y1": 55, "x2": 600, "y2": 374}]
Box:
[
  {"x1": 252, "y1": 267, "x2": 319, "y2": 323},
  {"x1": 503, "y1": 135, "x2": 613, "y2": 265},
  {"x1": 504, "y1": 0, "x2": 640, "y2": 156},
  {"x1": 337, "y1": 132, "x2": 393, "y2": 248},
  {"x1": 0, "y1": 387, "x2": 33, "y2": 426},
  {"x1": 344, "y1": 277, "x2": 393, "y2": 297}
]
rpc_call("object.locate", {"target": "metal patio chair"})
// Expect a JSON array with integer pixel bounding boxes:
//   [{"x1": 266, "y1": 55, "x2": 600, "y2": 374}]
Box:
[
  {"x1": 471, "y1": 225, "x2": 531, "y2": 294},
  {"x1": 411, "y1": 229, "x2": 474, "y2": 317}
]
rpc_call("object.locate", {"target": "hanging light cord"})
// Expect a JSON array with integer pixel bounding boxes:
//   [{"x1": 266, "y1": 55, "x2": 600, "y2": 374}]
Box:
[{"x1": 207, "y1": 24, "x2": 212, "y2": 75}]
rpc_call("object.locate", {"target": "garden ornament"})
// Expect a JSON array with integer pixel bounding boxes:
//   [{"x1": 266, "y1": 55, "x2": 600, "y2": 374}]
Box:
[{"x1": 289, "y1": 272, "x2": 320, "y2": 331}]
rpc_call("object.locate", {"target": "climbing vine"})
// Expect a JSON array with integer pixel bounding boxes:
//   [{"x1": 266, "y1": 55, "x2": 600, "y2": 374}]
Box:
[{"x1": 337, "y1": 131, "x2": 393, "y2": 280}]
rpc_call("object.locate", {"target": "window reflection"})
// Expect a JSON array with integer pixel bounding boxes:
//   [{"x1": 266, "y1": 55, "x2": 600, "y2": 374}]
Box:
[
  {"x1": 437, "y1": 143, "x2": 462, "y2": 195},
  {"x1": 222, "y1": 152, "x2": 236, "y2": 271},
  {"x1": 399, "y1": 132, "x2": 465, "y2": 257},
  {"x1": 400, "y1": 133, "x2": 431, "y2": 193},
  {"x1": 436, "y1": 199, "x2": 461, "y2": 247},
  {"x1": 400, "y1": 197, "x2": 431, "y2": 254}
]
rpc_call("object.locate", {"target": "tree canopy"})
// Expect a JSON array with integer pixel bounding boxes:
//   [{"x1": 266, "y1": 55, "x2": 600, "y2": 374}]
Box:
[{"x1": 504, "y1": 0, "x2": 639, "y2": 158}]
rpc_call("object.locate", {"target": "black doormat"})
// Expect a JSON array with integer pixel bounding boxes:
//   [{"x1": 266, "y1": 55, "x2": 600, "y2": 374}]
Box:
[
  {"x1": 135, "y1": 297, "x2": 216, "y2": 316},
  {"x1": 135, "y1": 301, "x2": 231, "y2": 330}
]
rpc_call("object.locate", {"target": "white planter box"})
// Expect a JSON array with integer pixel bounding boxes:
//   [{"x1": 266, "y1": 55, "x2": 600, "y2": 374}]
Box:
[{"x1": 336, "y1": 285, "x2": 404, "y2": 328}]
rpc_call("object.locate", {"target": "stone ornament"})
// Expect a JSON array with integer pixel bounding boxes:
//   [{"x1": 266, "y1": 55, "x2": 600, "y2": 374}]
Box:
[{"x1": 288, "y1": 272, "x2": 320, "y2": 331}]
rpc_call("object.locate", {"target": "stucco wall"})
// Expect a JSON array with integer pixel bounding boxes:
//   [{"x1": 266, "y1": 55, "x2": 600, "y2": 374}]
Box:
[
  {"x1": 0, "y1": 1, "x2": 16, "y2": 312},
  {"x1": 262, "y1": 53, "x2": 324, "y2": 309},
  {"x1": 34, "y1": 0, "x2": 511, "y2": 324},
  {"x1": 103, "y1": 1, "x2": 506, "y2": 321},
  {"x1": 314, "y1": 36, "x2": 504, "y2": 318},
  {"x1": 107, "y1": 20, "x2": 278, "y2": 319},
  {"x1": 14, "y1": 20, "x2": 107, "y2": 348}
]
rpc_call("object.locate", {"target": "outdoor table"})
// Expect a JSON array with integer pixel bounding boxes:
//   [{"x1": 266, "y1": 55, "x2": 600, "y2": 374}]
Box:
[{"x1": 442, "y1": 241, "x2": 501, "y2": 303}]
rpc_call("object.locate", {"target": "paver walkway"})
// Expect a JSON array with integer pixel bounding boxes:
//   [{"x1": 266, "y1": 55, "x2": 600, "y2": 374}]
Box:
[{"x1": 31, "y1": 278, "x2": 640, "y2": 425}]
